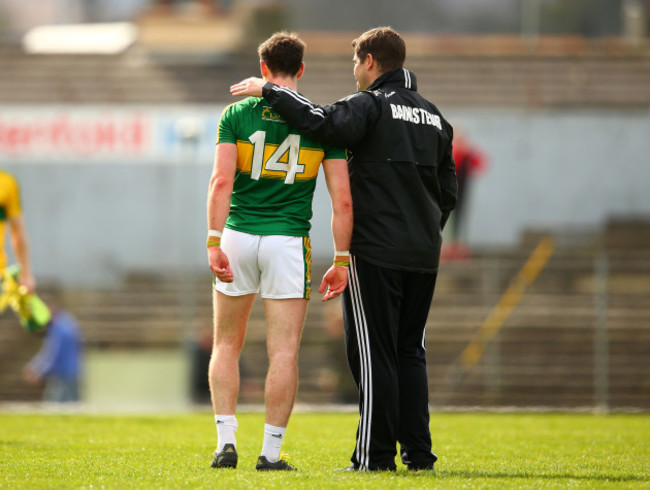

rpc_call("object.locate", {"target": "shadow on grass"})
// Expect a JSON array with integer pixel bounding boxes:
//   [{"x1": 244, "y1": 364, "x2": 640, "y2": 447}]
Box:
[{"x1": 431, "y1": 469, "x2": 648, "y2": 483}]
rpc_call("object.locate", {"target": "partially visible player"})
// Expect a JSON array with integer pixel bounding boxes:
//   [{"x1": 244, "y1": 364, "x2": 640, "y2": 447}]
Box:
[
  {"x1": 0, "y1": 169, "x2": 35, "y2": 293},
  {"x1": 206, "y1": 32, "x2": 353, "y2": 471},
  {"x1": 0, "y1": 169, "x2": 49, "y2": 332}
]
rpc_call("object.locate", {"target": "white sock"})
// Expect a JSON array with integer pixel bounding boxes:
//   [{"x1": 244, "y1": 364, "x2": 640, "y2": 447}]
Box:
[
  {"x1": 215, "y1": 414, "x2": 238, "y2": 451},
  {"x1": 260, "y1": 423, "x2": 286, "y2": 463}
]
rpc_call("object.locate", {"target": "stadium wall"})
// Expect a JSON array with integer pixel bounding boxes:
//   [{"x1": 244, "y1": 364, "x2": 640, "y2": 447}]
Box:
[{"x1": 1, "y1": 105, "x2": 649, "y2": 286}]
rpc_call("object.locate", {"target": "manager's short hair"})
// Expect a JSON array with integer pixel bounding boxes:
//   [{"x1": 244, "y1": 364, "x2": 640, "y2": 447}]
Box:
[
  {"x1": 258, "y1": 31, "x2": 305, "y2": 77},
  {"x1": 352, "y1": 27, "x2": 405, "y2": 73}
]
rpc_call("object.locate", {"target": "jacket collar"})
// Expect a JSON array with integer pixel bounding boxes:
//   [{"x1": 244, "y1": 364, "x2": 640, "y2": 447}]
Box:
[{"x1": 367, "y1": 68, "x2": 417, "y2": 92}]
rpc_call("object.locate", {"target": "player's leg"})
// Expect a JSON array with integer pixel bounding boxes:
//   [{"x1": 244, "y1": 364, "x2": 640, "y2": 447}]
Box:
[
  {"x1": 342, "y1": 254, "x2": 401, "y2": 471},
  {"x1": 263, "y1": 297, "x2": 307, "y2": 425},
  {"x1": 397, "y1": 271, "x2": 438, "y2": 470},
  {"x1": 255, "y1": 235, "x2": 309, "y2": 470},
  {"x1": 209, "y1": 290, "x2": 256, "y2": 415},
  {"x1": 209, "y1": 229, "x2": 260, "y2": 468},
  {"x1": 257, "y1": 297, "x2": 306, "y2": 469},
  {"x1": 208, "y1": 290, "x2": 253, "y2": 469}
]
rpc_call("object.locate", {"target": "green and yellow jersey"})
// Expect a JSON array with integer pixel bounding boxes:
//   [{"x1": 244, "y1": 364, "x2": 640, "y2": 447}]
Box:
[
  {"x1": 0, "y1": 170, "x2": 21, "y2": 270},
  {"x1": 217, "y1": 96, "x2": 346, "y2": 236}
]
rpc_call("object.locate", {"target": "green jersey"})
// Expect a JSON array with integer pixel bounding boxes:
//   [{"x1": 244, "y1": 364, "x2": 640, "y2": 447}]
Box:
[{"x1": 216, "y1": 97, "x2": 346, "y2": 236}]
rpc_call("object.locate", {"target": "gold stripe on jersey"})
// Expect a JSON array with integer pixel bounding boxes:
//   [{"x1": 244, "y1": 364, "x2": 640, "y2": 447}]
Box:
[{"x1": 236, "y1": 140, "x2": 324, "y2": 181}]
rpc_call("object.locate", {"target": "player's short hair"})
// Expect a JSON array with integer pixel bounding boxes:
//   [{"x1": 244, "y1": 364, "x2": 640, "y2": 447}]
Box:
[
  {"x1": 352, "y1": 27, "x2": 405, "y2": 73},
  {"x1": 258, "y1": 31, "x2": 305, "y2": 77}
]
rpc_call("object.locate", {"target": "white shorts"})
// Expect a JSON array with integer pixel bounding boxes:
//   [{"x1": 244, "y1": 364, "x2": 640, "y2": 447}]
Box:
[{"x1": 213, "y1": 228, "x2": 312, "y2": 299}]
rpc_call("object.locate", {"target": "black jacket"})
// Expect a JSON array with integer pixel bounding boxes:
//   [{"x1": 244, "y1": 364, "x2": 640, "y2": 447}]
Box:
[{"x1": 262, "y1": 68, "x2": 457, "y2": 272}]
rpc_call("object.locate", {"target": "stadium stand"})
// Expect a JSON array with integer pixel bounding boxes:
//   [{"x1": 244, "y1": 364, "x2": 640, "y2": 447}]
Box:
[{"x1": 0, "y1": 34, "x2": 648, "y2": 107}]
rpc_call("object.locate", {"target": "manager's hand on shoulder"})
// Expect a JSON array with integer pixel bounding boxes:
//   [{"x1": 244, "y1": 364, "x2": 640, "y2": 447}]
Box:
[{"x1": 230, "y1": 77, "x2": 265, "y2": 98}]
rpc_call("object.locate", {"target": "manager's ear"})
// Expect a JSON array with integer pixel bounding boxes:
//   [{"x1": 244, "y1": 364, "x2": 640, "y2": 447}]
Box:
[
  {"x1": 296, "y1": 62, "x2": 305, "y2": 80},
  {"x1": 365, "y1": 53, "x2": 376, "y2": 71}
]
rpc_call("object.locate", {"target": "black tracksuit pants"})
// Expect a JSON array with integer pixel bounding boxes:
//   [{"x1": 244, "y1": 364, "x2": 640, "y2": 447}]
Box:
[{"x1": 342, "y1": 254, "x2": 438, "y2": 470}]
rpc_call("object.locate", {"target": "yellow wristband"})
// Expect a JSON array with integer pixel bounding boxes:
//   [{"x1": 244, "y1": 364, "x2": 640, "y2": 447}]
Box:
[
  {"x1": 207, "y1": 239, "x2": 221, "y2": 248},
  {"x1": 333, "y1": 260, "x2": 350, "y2": 267}
]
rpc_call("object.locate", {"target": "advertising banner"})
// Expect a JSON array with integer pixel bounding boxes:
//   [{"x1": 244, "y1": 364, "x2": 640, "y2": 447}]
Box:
[{"x1": 0, "y1": 106, "x2": 223, "y2": 163}]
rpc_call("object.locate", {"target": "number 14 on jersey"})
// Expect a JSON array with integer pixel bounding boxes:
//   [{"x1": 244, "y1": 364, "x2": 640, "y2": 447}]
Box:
[{"x1": 249, "y1": 130, "x2": 305, "y2": 184}]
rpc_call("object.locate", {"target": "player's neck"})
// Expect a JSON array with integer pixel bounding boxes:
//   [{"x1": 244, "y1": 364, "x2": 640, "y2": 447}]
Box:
[{"x1": 266, "y1": 76, "x2": 298, "y2": 92}]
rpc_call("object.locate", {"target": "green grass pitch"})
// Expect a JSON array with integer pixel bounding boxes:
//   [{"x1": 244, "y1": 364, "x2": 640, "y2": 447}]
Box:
[{"x1": 1, "y1": 411, "x2": 648, "y2": 488}]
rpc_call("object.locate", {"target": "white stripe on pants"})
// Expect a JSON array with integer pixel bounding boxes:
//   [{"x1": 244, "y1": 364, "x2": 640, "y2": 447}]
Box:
[{"x1": 349, "y1": 255, "x2": 373, "y2": 470}]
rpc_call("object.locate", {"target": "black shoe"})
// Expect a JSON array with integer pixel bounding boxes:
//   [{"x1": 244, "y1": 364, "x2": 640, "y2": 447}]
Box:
[
  {"x1": 256, "y1": 455, "x2": 296, "y2": 471},
  {"x1": 402, "y1": 450, "x2": 437, "y2": 471},
  {"x1": 211, "y1": 443, "x2": 238, "y2": 468}
]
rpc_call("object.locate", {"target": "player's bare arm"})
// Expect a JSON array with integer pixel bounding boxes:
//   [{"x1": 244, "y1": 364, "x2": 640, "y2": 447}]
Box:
[
  {"x1": 230, "y1": 77, "x2": 265, "y2": 98},
  {"x1": 318, "y1": 158, "x2": 353, "y2": 301},
  {"x1": 207, "y1": 143, "x2": 237, "y2": 283}
]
